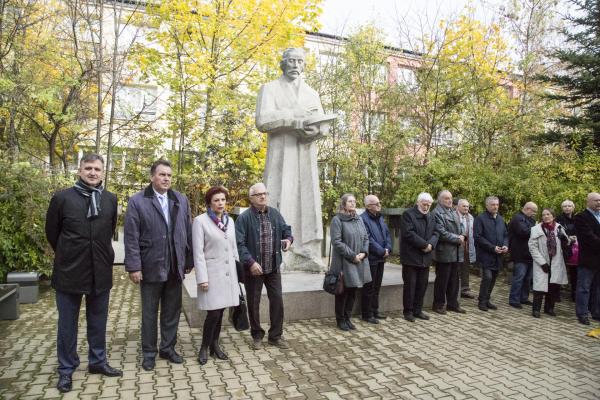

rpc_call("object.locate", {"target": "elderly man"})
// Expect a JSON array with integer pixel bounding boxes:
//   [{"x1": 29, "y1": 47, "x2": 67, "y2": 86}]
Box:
[
  {"x1": 360, "y1": 194, "x2": 392, "y2": 323},
  {"x1": 235, "y1": 183, "x2": 293, "y2": 349},
  {"x1": 456, "y1": 199, "x2": 476, "y2": 299},
  {"x1": 574, "y1": 192, "x2": 600, "y2": 325},
  {"x1": 255, "y1": 48, "x2": 329, "y2": 271},
  {"x1": 124, "y1": 160, "x2": 193, "y2": 371},
  {"x1": 432, "y1": 190, "x2": 466, "y2": 314},
  {"x1": 474, "y1": 196, "x2": 509, "y2": 311},
  {"x1": 400, "y1": 193, "x2": 439, "y2": 322},
  {"x1": 557, "y1": 199, "x2": 578, "y2": 301},
  {"x1": 45, "y1": 154, "x2": 122, "y2": 393},
  {"x1": 508, "y1": 202, "x2": 538, "y2": 308}
]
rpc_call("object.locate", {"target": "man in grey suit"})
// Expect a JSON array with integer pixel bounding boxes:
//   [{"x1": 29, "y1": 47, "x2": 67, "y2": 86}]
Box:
[{"x1": 124, "y1": 160, "x2": 193, "y2": 370}]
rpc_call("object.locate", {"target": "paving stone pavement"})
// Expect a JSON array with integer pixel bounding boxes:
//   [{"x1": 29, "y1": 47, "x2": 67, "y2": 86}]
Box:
[{"x1": 1, "y1": 269, "x2": 599, "y2": 400}]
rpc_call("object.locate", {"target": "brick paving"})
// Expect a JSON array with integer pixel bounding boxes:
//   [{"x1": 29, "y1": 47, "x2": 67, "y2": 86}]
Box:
[{"x1": 1, "y1": 269, "x2": 599, "y2": 399}]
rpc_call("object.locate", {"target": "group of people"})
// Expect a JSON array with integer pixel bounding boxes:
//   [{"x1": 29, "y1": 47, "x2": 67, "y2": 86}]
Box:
[
  {"x1": 45, "y1": 153, "x2": 600, "y2": 393},
  {"x1": 46, "y1": 155, "x2": 294, "y2": 393},
  {"x1": 393, "y1": 190, "x2": 600, "y2": 325}
]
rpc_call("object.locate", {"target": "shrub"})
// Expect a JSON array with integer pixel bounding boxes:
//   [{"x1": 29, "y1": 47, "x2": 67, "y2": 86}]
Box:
[{"x1": 0, "y1": 157, "x2": 69, "y2": 282}]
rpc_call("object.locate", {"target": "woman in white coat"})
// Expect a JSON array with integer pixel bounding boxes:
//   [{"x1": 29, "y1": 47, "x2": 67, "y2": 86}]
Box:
[
  {"x1": 192, "y1": 186, "x2": 240, "y2": 365},
  {"x1": 528, "y1": 208, "x2": 570, "y2": 318}
]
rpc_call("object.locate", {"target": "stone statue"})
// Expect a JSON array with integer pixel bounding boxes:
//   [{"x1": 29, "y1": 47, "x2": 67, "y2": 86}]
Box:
[{"x1": 255, "y1": 48, "x2": 336, "y2": 272}]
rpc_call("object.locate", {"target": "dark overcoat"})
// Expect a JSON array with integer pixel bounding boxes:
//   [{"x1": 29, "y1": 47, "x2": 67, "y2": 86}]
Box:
[
  {"x1": 474, "y1": 211, "x2": 508, "y2": 270},
  {"x1": 124, "y1": 185, "x2": 193, "y2": 282},
  {"x1": 574, "y1": 209, "x2": 600, "y2": 269},
  {"x1": 508, "y1": 211, "x2": 535, "y2": 263},
  {"x1": 45, "y1": 187, "x2": 117, "y2": 294},
  {"x1": 400, "y1": 206, "x2": 439, "y2": 268}
]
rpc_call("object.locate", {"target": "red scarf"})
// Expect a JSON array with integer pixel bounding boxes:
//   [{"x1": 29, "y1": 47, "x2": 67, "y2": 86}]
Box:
[{"x1": 542, "y1": 222, "x2": 557, "y2": 259}]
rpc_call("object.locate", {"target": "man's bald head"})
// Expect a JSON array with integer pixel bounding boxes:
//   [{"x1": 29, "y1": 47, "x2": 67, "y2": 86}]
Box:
[
  {"x1": 586, "y1": 192, "x2": 600, "y2": 211},
  {"x1": 522, "y1": 202, "x2": 538, "y2": 218}
]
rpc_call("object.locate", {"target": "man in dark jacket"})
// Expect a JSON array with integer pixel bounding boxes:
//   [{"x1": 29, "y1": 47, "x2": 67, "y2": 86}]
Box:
[
  {"x1": 360, "y1": 194, "x2": 392, "y2": 323},
  {"x1": 508, "y1": 202, "x2": 537, "y2": 308},
  {"x1": 236, "y1": 182, "x2": 293, "y2": 349},
  {"x1": 400, "y1": 193, "x2": 439, "y2": 322},
  {"x1": 432, "y1": 190, "x2": 466, "y2": 314},
  {"x1": 124, "y1": 160, "x2": 193, "y2": 371},
  {"x1": 45, "y1": 154, "x2": 122, "y2": 393},
  {"x1": 474, "y1": 196, "x2": 509, "y2": 311},
  {"x1": 574, "y1": 192, "x2": 600, "y2": 325}
]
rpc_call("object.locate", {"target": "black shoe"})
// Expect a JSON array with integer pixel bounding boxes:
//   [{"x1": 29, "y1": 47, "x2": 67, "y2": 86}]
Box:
[
  {"x1": 432, "y1": 306, "x2": 447, "y2": 315},
  {"x1": 88, "y1": 364, "x2": 123, "y2": 377},
  {"x1": 414, "y1": 312, "x2": 430, "y2": 320},
  {"x1": 509, "y1": 303, "x2": 522, "y2": 309},
  {"x1": 592, "y1": 316, "x2": 600, "y2": 322},
  {"x1": 56, "y1": 374, "x2": 72, "y2": 393},
  {"x1": 374, "y1": 312, "x2": 387, "y2": 320},
  {"x1": 362, "y1": 317, "x2": 379, "y2": 324},
  {"x1": 447, "y1": 307, "x2": 466, "y2": 314},
  {"x1": 544, "y1": 309, "x2": 557, "y2": 317},
  {"x1": 521, "y1": 300, "x2": 533, "y2": 306},
  {"x1": 578, "y1": 316, "x2": 590, "y2": 325},
  {"x1": 345, "y1": 319, "x2": 356, "y2": 330},
  {"x1": 532, "y1": 310, "x2": 541, "y2": 318},
  {"x1": 159, "y1": 351, "x2": 183, "y2": 364},
  {"x1": 461, "y1": 291, "x2": 476, "y2": 299},
  {"x1": 197, "y1": 347, "x2": 209, "y2": 365},
  {"x1": 478, "y1": 304, "x2": 489, "y2": 311},
  {"x1": 487, "y1": 302, "x2": 498, "y2": 310},
  {"x1": 403, "y1": 314, "x2": 415, "y2": 322},
  {"x1": 142, "y1": 358, "x2": 155, "y2": 371},
  {"x1": 337, "y1": 320, "x2": 350, "y2": 331},
  {"x1": 210, "y1": 343, "x2": 229, "y2": 360}
]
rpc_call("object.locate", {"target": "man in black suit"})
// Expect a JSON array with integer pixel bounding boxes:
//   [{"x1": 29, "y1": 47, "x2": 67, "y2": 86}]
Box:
[
  {"x1": 45, "y1": 154, "x2": 122, "y2": 393},
  {"x1": 574, "y1": 192, "x2": 600, "y2": 325}
]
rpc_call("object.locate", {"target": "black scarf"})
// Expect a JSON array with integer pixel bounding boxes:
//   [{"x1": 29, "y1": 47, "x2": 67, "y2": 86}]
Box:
[{"x1": 73, "y1": 178, "x2": 104, "y2": 219}]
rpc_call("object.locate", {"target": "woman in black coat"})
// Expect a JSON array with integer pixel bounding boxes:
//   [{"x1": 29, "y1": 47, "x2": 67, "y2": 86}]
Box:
[
  {"x1": 556, "y1": 200, "x2": 578, "y2": 301},
  {"x1": 400, "y1": 193, "x2": 439, "y2": 322}
]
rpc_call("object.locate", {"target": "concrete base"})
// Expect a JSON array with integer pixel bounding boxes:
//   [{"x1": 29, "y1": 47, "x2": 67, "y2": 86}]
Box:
[{"x1": 183, "y1": 263, "x2": 435, "y2": 329}]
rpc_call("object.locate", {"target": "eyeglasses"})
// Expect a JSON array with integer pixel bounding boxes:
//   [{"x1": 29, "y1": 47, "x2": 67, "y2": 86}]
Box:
[{"x1": 251, "y1": 192, "x2": 269, "y2": 197}]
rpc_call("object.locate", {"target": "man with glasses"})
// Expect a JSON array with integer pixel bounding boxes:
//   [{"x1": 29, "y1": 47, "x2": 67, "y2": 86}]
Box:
[
  {"x1": 235, "y1": 183, "x2": 293, "y2": 349},
  {"x1": 360, "y1": 194, "x2": 392, "y2": 323}
]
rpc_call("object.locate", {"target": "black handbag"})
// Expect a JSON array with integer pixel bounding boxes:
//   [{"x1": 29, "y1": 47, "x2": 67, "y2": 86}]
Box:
[
  {"x1": 235, "y1": 260, "x2": 245, "y2": 283},
  {"x1": 323, "y1": 270, "x2": 344, "y2": 295},
  {"x1": 229, "y1": 284, "x2": 249, "y2": 331},
  {"x1": 323, "y1": 240, "x2": 344, "y2": 295}
]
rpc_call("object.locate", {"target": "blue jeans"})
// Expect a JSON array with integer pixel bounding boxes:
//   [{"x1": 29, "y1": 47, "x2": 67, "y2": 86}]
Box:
[
  {"x1": 509, "y1": 261, "x2": 532, "y2": 305},
  {"x1": 56, "y1": 290, "x2": 110, "y2": 375},
  {"x1": 576, "y1": 266, "x2": 600, "y2": 318}
]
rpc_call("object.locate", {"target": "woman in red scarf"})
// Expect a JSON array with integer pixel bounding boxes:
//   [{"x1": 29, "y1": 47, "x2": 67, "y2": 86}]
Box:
[{"x1": 528, "y1": 208, "x2": 571, "y2": 318}]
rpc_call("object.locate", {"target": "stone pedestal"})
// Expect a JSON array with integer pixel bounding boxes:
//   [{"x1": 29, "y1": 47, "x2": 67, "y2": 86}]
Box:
[{"x1": 182, "y1": 262, "x2": 435, "y2": 328}]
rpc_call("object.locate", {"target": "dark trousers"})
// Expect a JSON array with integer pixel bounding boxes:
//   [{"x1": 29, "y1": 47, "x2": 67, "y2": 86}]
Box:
[
  {"x1": 433, "y1": 262, "x2": 460, "y2": 309},
  {"x1": 335, "y1": 287, "x2": 357, "y2": 321},
  {"x1": 533, "y1": 284, "x2": 560, "y2": 312},
  {"x1": 200, "y1": 309, "x2": 224, "y2": 349},
  {"x1": 460, "y1": 262, "x2": 471, "y2": 292},
  {"x1": 567, "y1": 265, "x2": 578, "y2": 302},
  {"x1": 478, "y1": 267, "x2": 499, "y2": 306},
  {"x1": 244, "y1": 270, "x2": 283, "y2": 341},
  {"x1": 361, "y1": 261, "x2": 385, "y2": 318},
  {"x1": 402, "y1": 265, "x2": 429, "y2": 316},
  {"x1": 140, "y1": 275, "x2": 182, "y2": 358},
  {"x1": 576, "y1": 266, "x2": 600, "y2": 318},
  {"x1": 56, "y1": 289, "x2": 110, "y2": 375}
]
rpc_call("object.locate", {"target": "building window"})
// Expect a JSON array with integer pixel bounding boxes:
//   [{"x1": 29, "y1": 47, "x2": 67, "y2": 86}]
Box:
[
  {"x1": 397, "y1": 67, "x2": 417, "y2": 89},
  {"x1": 115, "y1": 85, "x2": 158, "y2": 120}
]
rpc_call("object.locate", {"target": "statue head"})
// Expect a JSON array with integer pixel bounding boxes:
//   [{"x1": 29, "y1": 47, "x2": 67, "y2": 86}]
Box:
[{"x1": 280, "y1": 48, "x2": 305, "y2": 81}]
